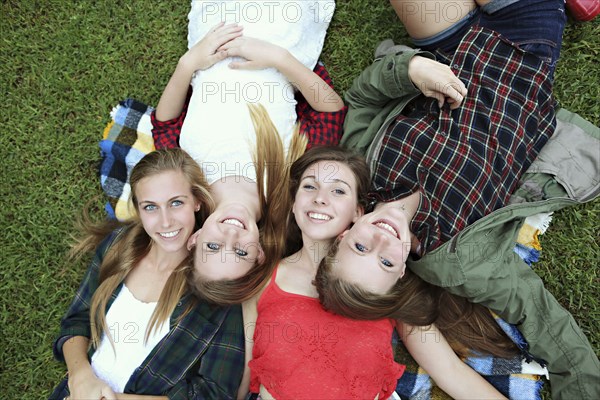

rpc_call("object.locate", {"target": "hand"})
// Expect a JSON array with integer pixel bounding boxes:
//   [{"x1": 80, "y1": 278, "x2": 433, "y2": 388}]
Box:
[
  {"x1": 180, "y1": 22, "x2": 243, "y2": 71},
  {"x1": 67, "y1": 368, "x2": 117, "y2": 400},
  {"x1": 408, "y1": 56, "x2": 467, "y2": 110},
  {"x1": 218, "y1": 36, "x2": 287, "y2": 70}
]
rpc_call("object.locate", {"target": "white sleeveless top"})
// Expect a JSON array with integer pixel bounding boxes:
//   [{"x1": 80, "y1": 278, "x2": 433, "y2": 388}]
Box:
[
  {"x1": 181, "y1": 0, "x2": 335, "y2": 184},
  {"x1": 91, "y1": 284, "x2": 170, "y2": 392}
]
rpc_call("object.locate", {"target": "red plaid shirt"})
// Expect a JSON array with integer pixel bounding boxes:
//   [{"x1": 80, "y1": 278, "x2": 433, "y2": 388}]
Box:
[
  {"x1": 372, "y1": 28, "x2": 556, "y2": 251},
  {"x1": 151, "y1": 63, "x2": 346, "y2": 150}
]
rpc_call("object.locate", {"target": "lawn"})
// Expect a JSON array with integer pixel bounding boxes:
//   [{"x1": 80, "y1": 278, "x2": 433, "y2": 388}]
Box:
[{"x1": 1, "y1": 1, "x2": 597, "y2": 399}]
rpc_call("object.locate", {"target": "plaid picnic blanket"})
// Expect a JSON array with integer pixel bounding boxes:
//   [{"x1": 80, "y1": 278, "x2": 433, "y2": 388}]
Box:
[
  {"x1": 100, "y1": 98, "x2": 155, "y2": 220},
  {"x1": 99, "y1": 98, "x2": 549, "y2": 400}
]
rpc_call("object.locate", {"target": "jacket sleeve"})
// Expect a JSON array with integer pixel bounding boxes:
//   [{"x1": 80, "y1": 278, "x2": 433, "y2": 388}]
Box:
[
  {"x1": 341, "y1": 50, "x2": 432, "y2": 152},
  {"x1": 435, "y1": 219, "x2": 600, "y2": 400},
  {"x1": 165, "y1": 306, "x2": 245, "y2": 400},
  {"x1": 52, "y1": 229, "x2": 122, "y2": 362}
]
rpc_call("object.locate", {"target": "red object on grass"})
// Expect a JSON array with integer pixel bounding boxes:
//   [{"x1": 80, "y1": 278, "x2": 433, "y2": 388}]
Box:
[{"x1": 566, "y1": 0, "x2": 600, "y2": 21}]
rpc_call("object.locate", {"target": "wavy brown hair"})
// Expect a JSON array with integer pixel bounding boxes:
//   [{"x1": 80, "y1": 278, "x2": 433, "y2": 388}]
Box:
[
  {"x1": 190, "y1": 103, "x2": 307, "y2": 305},
  {"x1": 69, "y1": 148, "x2": 213, "y2": 348},
  {"x1": 315, "y1": 239, "x2": 518, "y2": 358}
]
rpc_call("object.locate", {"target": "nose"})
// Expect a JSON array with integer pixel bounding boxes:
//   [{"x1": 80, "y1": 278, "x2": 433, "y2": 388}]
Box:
[
  {"x1": 371, "y1": 230, "x2": 390, "y2": 247},
  {"x1": 160, "y1": 209, "x2": 171, "y2": 228},
  {"x1": 221, "y1": 224, "x2": 241, "y2": 239},
  {"x1": 313, "y1": 189, "x2": 328, "y2": 205}
]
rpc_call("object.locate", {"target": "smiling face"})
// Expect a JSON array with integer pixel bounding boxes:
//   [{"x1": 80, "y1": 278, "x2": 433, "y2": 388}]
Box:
[
  {"x1": 188, "y1": 203, "x2": 264, "y2": 281},
  {"x1": 136, "y1": 170, "x2": 200, "y2": 256},
  {"x1": 292, "y1": 160, "x2": 362, "y2": 243},
  {"x1": 332, "y1": 205, "x2": 413, "y2": 294}
]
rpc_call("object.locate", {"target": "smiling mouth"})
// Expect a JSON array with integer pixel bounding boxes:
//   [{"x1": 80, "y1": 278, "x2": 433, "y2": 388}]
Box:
[
  {"x1": 373, "y1": 220, "x2": 399, "y2": 238},
  {"x1": 159, "y1": 229, "x2": 181, "y2": 238},
  {"x1": 308, "y1": 212, "x2": 332, "y2": 221},
  {"x1": 222, "y1": 218, "x2": 245, "y2": 229}
]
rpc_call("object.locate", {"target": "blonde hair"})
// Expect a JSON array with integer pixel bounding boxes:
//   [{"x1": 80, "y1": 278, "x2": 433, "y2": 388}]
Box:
[
  {"x1": 190, "y1": 103, "x2": 307, "y2": 305},
  {"x1": 70, "y1": 148, "x2": 213, "y2": 348}
]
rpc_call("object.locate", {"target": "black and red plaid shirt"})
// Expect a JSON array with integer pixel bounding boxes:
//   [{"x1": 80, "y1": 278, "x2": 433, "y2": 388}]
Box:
[
  {"x1": 151, "y1": 63, "x2": 347, "y2": 150},
  {"x1": 372, "y1": 27, "x2": 556, "y2": 252}
]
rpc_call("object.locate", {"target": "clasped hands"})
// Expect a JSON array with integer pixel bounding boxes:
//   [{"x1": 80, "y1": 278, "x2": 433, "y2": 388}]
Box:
[{"x1": 180, "y1": 22, "x2": 286, "y2": 72}]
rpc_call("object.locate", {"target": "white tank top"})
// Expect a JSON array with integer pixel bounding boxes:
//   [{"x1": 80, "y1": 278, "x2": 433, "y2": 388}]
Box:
[{"x1": 91, "y1": 284, "x2": 170, "y2": 392}]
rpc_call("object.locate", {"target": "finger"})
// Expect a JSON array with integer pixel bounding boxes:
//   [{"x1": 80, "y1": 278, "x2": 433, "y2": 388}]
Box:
[
  {"x1": 431, "y1": 92, "x2": 445, "y2": 108},
  {"x1": 216, "y1": 23, "x2": 243, "y2": 36},
  {"x1": 207, "y1": 21, "x2": 225, "y2": 33},
  {"x1": 447, "y1": 97, "x2": 461, "y2": 110},
  {"x1": 228, "y1": 61, "x2": 244, "y2": 69},
  {"x1": 214, "y1": 31, "x2": 243, "y2": 49},
  {"x1": 228, "y1": 60, "x2": 254, "y2": 70},
  {"x1": 443, "y1": 84, "x2": 465, "y2": 107},
  {"x1": 218, "y1": 37, "x2": 243, "y2": 51},
  {"x1": 209, "y1": 50, "x2": 229, "y2": 64}
]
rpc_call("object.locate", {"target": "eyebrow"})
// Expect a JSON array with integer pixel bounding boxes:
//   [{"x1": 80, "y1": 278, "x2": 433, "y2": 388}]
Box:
[
  {"x1": 138, "y1": 194, "x2": 189, "y2": 205},
  {"x1": 301, "y1": 175, "x2": 352, "y2": 189}
]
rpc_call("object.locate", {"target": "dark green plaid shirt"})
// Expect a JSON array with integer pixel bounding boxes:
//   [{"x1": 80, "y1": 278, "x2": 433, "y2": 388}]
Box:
[{"x1": 50, "y1": 228, "x2": 245, "y2": 399}]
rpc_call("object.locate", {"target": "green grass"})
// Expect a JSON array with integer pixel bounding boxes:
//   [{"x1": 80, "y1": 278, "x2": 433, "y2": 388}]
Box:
[{"x1": 1, "y1": 1, "x2": 597, "y2": 399}]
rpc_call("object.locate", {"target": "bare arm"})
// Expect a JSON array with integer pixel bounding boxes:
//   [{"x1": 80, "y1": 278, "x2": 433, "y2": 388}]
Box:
[
  {"x1": 398, "y1": 321, "x2": 507, "y2": 400},
  {"x1": 220, "y1": 37, "x2": 344, "y2": 112},
  {"x1": 237, "y1": 296, "x2": 260, "y2": 400},
  {"x1": 155, "y1": 22, "x2": 243, "y2": 121},
  {"x1": 63, "y1": 336, "x2": 117, "y2": 400}
]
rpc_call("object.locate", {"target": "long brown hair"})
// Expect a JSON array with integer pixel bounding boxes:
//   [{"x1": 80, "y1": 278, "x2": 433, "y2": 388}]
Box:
[
  {"x1": 315, "y1": 239, "x2": 518, "y2": 358},
  {"x1": 70, "y1": 148, "x2": 213, "y2": 348},
  {"x1": 190, "y1": 103, "x2": 307, "y2": 305},
  {"x1": 284, "y1": 145, "x2": 371, "y2": 256}
]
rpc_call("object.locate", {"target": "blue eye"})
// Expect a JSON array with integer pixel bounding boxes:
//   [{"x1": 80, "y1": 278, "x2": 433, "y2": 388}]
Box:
[
  {"x1": 333, "y1": 188, "x2": 346, "y2": 195},
  {"x1": 380, "y1": 257, "x2": 394, "y2": 268},
  {"x1": 235, "y1": 248, "x2": 248, "y2": 257},
  {"x1": 171, "y1": 200, "x2": 183, "y2": 207},
  {"x1": 303, "y1": 184, "x2": 316, "y2": 190},
  {"x1": 143, "y1": 204, "x2": 157, "y2": 211},
  {"x1": 206, "y1": 243, "x2": 220, "y2": 251},
  {"x1": 355, "y1": 243, "x2": 367, "y2": 253}
]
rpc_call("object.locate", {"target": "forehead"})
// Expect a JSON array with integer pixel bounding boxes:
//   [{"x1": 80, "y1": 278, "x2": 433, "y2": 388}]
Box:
[
  {"x1": 135, "y1": 170, "x2": 190, "y2": 199},
  {"x1": 302, "y1": 161, "x2": 356, "y2": 185}
]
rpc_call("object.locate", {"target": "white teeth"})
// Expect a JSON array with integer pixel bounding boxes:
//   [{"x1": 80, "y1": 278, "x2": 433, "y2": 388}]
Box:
[
  {"x1": 375, "y1": 222, "x2": 398, "y2": 238},
  {"x1": 159, "y1": 230, "x2": 180, "y2": 238},
  {"x1": 308, "y1": 212, "x2": 331, "y2": 221},
  {"x1": 222, "y1": 218, "x2": 245, "y2": 229}
]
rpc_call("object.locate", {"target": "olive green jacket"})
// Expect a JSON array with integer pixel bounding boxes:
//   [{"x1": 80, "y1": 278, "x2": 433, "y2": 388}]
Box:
[{"x1": 341, "y1": 49, "x2": 600, "y2": 400}]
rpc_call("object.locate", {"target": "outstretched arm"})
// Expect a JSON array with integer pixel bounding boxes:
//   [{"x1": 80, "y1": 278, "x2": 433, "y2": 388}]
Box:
[
  {"x1": 219, "y1": 36, "x2": 344, "y2": 113},
  {"x1": 398, "y1": 321, "x2": 507, "y2": 400},
  {"x1": 154, "y1": 22, "x2": 243, "y2": 121}
]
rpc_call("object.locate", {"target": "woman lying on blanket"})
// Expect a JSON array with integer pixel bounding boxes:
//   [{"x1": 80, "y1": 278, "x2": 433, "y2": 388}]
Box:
[
  {"x1": 50, "y1": 149, "x2": 244, "y2": 400},
  {"x1": 238, "y1": 145, "x2": 513, "y2": 400},
  {"x1": 153, "y1": 1, "x2": 344, "y2": 304},
  {"x1": 316, "y1": 1, "x2": 600, "y2": 398}
]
